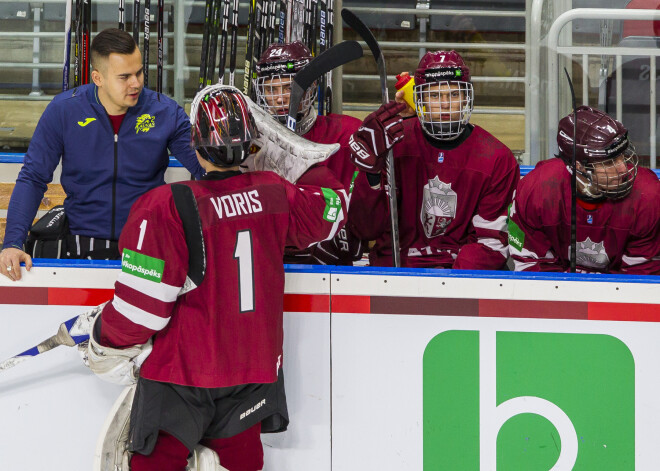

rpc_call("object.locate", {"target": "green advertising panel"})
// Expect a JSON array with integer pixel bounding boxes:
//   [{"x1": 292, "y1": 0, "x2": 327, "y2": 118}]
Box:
[{"x1": 424, "y1": 331, "x2": 634, "y2": 470}]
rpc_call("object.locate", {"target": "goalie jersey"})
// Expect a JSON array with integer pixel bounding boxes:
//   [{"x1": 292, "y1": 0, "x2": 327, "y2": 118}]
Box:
[
  {"x1": 508, "y1": 158, "x2": 660, "y2": 274},
  {"x1": 98, "y1": 170, "x2": 347, "y2": 388}
]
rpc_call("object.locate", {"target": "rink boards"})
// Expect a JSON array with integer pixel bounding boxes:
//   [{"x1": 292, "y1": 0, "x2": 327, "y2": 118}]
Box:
[{"x1": 0, "y1": 262, "x2": 659, "y2": 470}]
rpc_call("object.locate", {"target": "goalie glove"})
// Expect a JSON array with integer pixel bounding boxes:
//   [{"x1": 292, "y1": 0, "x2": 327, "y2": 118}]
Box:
[
  {"x1": 86, "y1": 314, "x2": 152, "y2": 385},
  {"x1": 244, "y1": 95, "x2": 340, "y2": 183},
  {"x1": 348, "y1": 101, "x2": 406, "y2": 173}
]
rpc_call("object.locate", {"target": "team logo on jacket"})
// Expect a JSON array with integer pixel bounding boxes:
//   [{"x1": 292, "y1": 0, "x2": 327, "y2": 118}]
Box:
[
  {"x1": 574, "y1": 237, "x2": 610, "y2": 269},
  {"x1": 77, "y1": 117, "x2": 96, "y2": 127},
  {"x1": 421, "y1": 176, "x2": 457, "y2": 238},
  {"x1": 135, "y1": 114, "x2": 156, "y2": 134}
]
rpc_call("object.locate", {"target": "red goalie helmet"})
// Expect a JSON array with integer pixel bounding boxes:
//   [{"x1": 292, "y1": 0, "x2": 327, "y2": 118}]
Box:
[
  {"x1": 190, "y1": 85, "x2": 256, "y2": 167},
  {"x1": 557, "y1": 105, "x2": 638, "y2": 201},
  {"x1": 413, "y1": 50, "x2": 474, "y2": 140}
]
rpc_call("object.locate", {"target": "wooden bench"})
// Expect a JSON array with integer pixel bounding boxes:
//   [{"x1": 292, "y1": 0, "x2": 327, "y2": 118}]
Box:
[{"x1": 0, "y1": 182, "x2": 66, "y2": 246}]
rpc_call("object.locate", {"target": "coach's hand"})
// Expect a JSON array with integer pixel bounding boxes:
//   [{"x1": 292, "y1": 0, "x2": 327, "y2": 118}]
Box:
[{"x1": 0, "y1": 247, "x2": 32, "y2": 281}]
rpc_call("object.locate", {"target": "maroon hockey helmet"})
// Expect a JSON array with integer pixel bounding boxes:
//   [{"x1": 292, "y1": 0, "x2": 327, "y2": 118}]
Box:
[
  {"x1": 253, "y1": 41, "x2": 317, "y2": 133},
  {"x1": 190, "y1": 85, "x2": 256, "y2": 167},
  {"x1": 414, "y1": 50, "x2": 472, "y2": 86},
  {"x1": 557, "y1": 105, "x2": 638, "y2": 200},
  {"x1": 255, "y1": 41, "x2": 313, "y2": 77},
  {"x1": 413, "y1": 50, "x2": 474, "y2": 140}
]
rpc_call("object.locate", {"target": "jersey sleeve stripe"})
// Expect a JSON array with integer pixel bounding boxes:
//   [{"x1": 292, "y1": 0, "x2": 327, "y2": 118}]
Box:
[
  {"x1": 622, "y1": 255, "x2": 649, "y2": 266},
  {"x1": 112, "y1": 295, "x2": 172, "y2": 331},
  {"x1": 472, "y1": 214, "x2": 508, "y2": 232},
  {"x1": 116, "y1": 272, "x2": 182, "y2": 302},
  {"x1": 476, "y1": 237, "x2": 508, "y2": 257}
]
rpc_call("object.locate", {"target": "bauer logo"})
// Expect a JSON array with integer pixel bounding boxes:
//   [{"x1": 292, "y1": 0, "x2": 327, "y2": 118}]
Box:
[
  {"x1": 423, "y1": 331, "x2": 634, "y2": 470},
  {"x1": 122, "y1": 249, "x2": 165, "y2": 283}
]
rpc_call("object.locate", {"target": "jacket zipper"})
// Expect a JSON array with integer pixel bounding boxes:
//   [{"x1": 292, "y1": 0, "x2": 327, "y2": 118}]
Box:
[{"x1": 112, "y1": 133, "x2": 118, "y2": 240}]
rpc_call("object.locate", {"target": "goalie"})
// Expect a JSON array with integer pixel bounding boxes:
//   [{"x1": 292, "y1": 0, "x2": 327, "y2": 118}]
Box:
[{"x1": 87, "y1": 85, "x2": 347, "y2": 470}]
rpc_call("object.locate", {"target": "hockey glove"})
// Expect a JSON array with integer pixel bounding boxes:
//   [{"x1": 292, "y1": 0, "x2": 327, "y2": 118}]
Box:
[
  {"x1": 348, "y1": 101, "x2": 406, "y2": 173},
  {"x1": 87, "y1": 314, "x2": 152, "y2": 385}
]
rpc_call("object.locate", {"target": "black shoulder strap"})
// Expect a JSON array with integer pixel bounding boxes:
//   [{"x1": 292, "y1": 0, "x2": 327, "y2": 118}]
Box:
[{"x1": 170, "y1": 183, "x2": 206, "y2": 287}]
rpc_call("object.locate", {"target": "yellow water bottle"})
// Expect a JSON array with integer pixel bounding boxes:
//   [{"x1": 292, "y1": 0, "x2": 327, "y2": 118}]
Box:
[{"x1": 395, "y1": 74, "x2": 416, "y2": 113}]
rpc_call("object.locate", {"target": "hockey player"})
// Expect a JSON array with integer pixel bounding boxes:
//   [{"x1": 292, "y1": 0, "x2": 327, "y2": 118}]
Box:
[
  {"x1": 87, "y1": 85, "x2": 348, "y2": 470},
  {"x1": 508, "y1": 105, "x2": 660, "y2": 274},
  {"x1": 253, "y1": 41, "x2": 365, "y2": 265},
  {"x1": 348, "y1": 50, "x2": 519, "y2": 269}
]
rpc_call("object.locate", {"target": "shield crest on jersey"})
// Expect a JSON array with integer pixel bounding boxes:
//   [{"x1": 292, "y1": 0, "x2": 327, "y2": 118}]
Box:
[
  {"x1": 574, "y1": 237, "x2": 610, "y2": 269},
  {"x1": 421, "y1": 176, "x2": 457, "y2": 239}
]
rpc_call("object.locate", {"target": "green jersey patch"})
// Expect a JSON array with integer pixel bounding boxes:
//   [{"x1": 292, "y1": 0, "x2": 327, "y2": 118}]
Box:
[
  {"x1": 122, "y1": 249, "x2": 164, "y2": 283},
  {"x1": 507, "y1": 219, "x2": 525, "y2": 252},
  {"x1": 321, "y1": 188, "x2": 341, "y2": 223}
]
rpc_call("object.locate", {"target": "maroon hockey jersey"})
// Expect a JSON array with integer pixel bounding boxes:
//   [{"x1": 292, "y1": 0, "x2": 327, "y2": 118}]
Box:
[
  {"x1": 349, "y1": 119, "x2": 519, "y2": 269},
  {"x1": 285, "y1": 113, "x2": 364, "y2": 265},
  {"x1": 508, "y1": 158, "x2": 660, "y2": 274},
  {"x1": 99, "y1": 171, "x2": 347, "y2": 388}
]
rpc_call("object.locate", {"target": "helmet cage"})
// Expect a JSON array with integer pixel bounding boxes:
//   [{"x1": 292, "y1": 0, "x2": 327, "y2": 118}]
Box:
[
  {"x1": 253, "y1": 73, "x2": 317, "y2": 126},
  {"x1": 414, "y1": 80, "x2": 474, "y2": 140},
  {"x1": 190, "y1": 84, "x2": 256, "y2": 167},
  {"x1": 577, "y1": 146, "x2": 638, "y2": 201}
]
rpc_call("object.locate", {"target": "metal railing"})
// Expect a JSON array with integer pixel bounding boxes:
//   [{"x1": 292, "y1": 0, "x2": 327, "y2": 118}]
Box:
[{"x1": 546, "y1": 8, "x2": 660, "y2": 169}]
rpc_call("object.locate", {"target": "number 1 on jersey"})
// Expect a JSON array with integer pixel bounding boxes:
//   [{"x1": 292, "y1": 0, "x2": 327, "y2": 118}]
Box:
[{"x1": 234, "y1": 230, "x2": 255, "y2": 312}]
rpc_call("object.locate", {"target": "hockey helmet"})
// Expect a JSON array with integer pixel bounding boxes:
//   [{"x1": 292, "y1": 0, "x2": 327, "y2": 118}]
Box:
[
  {"x1": 253, "y1": 41, "x2": 317, "y2": 133},
  {"x1": 190, "y1": 85, "x2": 256, "y2": 167},
  {"x1": 413, "y1": 50, "x2": 474, "y2": 140},
  {"x1": 557, "y1": 105, "x2": 638, "y2": 201}
]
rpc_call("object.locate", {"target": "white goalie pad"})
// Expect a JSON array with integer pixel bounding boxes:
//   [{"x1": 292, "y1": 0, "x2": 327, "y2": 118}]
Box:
[
  {"x1": 93, "y1": 385, "x2": 135, "y2": 471},
  {"x1": 243, "y1": 95, "x2": 340, "y2": 183},
  {"x1": 87, "y1": 314, "x2": 152, "y2": 385},
  {"x1": 186, "y1": 445, "x2": 229, "y2": 471}
]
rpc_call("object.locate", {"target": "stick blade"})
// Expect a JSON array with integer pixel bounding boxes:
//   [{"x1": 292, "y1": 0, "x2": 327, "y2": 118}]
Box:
[
  {"x1": 288, "y1": 40, "x2": 363, "y2": 130},
  {"x1": 293, "y1": 39, "x2": 363, "y2": 91},
  {"x1": 341, "y1": 8, "x2": 380, "y2": 60}
]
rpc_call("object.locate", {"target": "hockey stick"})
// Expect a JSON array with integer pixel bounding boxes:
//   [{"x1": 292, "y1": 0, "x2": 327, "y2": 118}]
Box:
[
  {"x1": 278, "y1": 0, "x2": 287, "y2": 43},
  {"x1": 316, "y1": 0, "x2": 327, "y2": 114},
  {"x1": 198, "y1": 0, "x2": 213, "y2": 89},
  {"x1": 62, "y1": 0, "x2": 72, "y2": 91},
  {"x1": 303, "y1": 0, "x2": 311, "y2": 49},
  {"x1": 81, "y1": 0, "x2": 91, "y2": 84},
  {"x1": 218, "y1": 0, "x2": 230, "y2": 84},
  {"x1": 243, "y1": 0, "x2": 257, "y2": 95},
  {"x1": 119, "y1": 0, "x2": 125, "y2": 29},
  {"x1": 0, "y1": 303, "x2": 106, "y2": 372},
  {"x1": 143, "y1": 0, "x2": 151, "y2": 88},
  {"x1": 156, "y1": 0, "x2": 164, "y2": 92},
  {"x1": 133, "y1": 0, "x2": 140, "y2": 46},
  {"x1": 323, "y1": 0, "x2": 333, "y2": 114},
  {"x1": 206, "y1": 0, "x2": 221, "y2": 85},
  {"x1": 342, "y1": 8, "x2": 401, "y2": 267},
  {"x1": 73, "y1": 0, "x2": 82, "y2": 87},
  {"x1": 266, "y1": 0, "x2": 276, "y2": 48},
  {"x1": 289, "y1": 0, "x2": 304, "y2": 42},
  {"x1": 309, "y1": 0, "x2": 318, "y2": 55},
  {"x1": 258, "y1": 0, "x2": 269, "y2": 57},
  {"x1": 287, "y1": 40, "x2": 363, "y2": 132},
  {"x1": 228, "y1": 0, "x2": 239, "y2": 87},
  {"x1": 564, "y1": 68, "x2": 578, "y2": 273}
]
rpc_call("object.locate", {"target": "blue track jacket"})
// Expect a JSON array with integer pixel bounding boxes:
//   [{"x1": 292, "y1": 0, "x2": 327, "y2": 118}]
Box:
[{"x1": 3, "y1": 85, "x2": 204, "y2": 250}]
